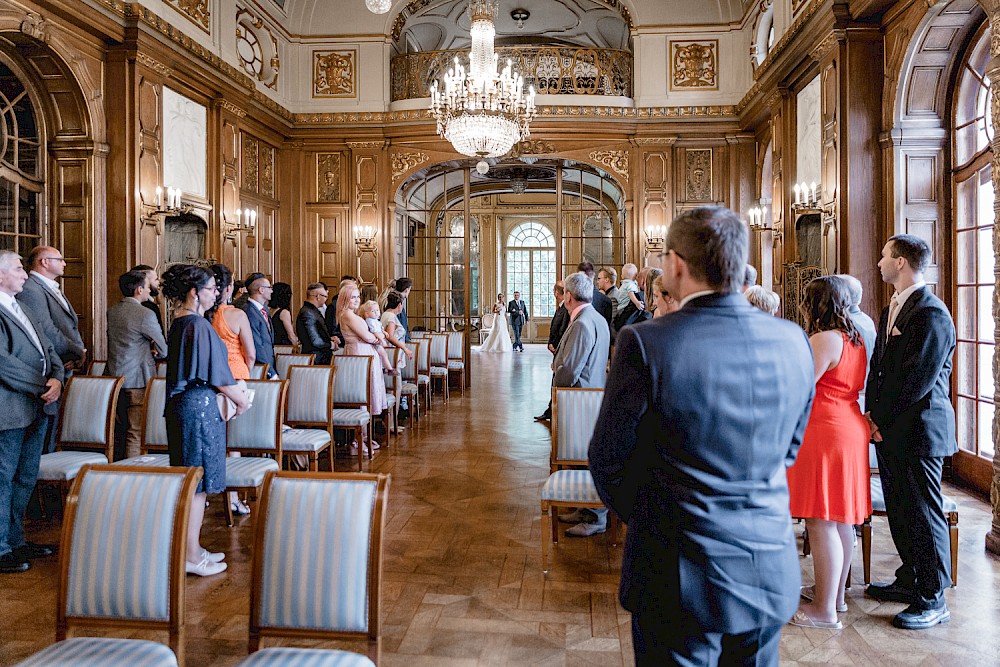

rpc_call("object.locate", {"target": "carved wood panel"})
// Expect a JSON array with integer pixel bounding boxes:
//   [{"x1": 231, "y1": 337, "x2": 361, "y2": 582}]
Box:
[
  {"x1": 138, "y1": 76, "x2": 163, "y2": 271},
  {"x1": 820, "y1": 60, "x2": 839, "y2": 274},
  {"x1": 902, "y1": 150, "x2": 943, "y2": 289},
  {"x1": 315, "y1": 208, "x2": 347, "y2": 287}
]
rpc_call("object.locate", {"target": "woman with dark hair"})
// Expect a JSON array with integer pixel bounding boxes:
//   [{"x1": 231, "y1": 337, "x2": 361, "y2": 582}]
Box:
[
  {"x1": 380, "y1": 290, "x2": 413, "y2": 360},
  {"x1": 269, "y1": 282, "x2": 298, "y2": 347},
  {"x1": 787, "y1": 275, "x2": 871, "y2": 629},
  {"x1": 162, "y1": 264, "x2": 248, "y2": 577}
]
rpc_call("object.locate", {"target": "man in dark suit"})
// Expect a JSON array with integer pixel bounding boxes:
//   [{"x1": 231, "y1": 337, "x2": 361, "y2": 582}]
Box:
[
  {"x1": 589, "y1": 207, "x2": 815, "y2": 665},
  {"x1": 535, "y1": 280, "x2": 568, "y2": 422},
  {"x1": 577, "y1": 261, "x2": 613, "y2": 334},
  {"x1": 296, "y1": 282, "x2": 334, "y2": 364},
  {"x1": 865, "y1": 234, "x2": 957, "y2": 630},
  {"x1": 0, "y1": 250, "x2": 63, "y2": 573},
  {"x1": 242, "y1": 272, "x2": 277, "y2": 378},
  {"x1": 508, "y1": 291, "x2": 527, "y2": 352}
]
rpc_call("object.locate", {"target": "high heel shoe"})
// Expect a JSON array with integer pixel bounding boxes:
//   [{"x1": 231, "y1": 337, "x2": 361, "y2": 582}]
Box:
[
  {"x1": 186, "y1": 556, "x2": 227, "y2": 576},
  {"x1": 230, "y1": 499, "x2": 251, "y2": 516}
]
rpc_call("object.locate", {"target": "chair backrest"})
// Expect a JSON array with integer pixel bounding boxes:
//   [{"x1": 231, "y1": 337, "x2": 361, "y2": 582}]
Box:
[
  {"x1": 446, "y1": 331, "x2": 464, "y2": 361},
  {"x1": 481, "y1": 313, "x2": 495, "y2": 329},
  {"x1": 250, "y1": 363, "x2": 269, "y2": 379},
  {"x1": 88, "y1": 360, "x2": 107, "y2": 377},
  {"x1": 249, "y1": 471, "x2": 389, "y2": 656},
  {"x1": 332, "y1": 355, "x2": 372, "y2": 408},
  {"x1": 414, "y1": 339, "x2": 430, "y2": 375},
  {"x1": 410, "y1": 331, "x2": 430, "y2": 339},
  {"x1": 428, "y1": 333, "x2": 448, "y2": 366},
  {"x1": 551, "y1": 387, "x2": 605, "y2": 468},
  {"x1": 58, "y1": 376, "x2": 124, "y2": 459},
  {"x1": 275, "y1": 353, "x2": 316, "y2": 379},
  {"x1": 228, "y1": 380, "x2": 287, "y2": 455},
  {"x1": 142, "y1": 378, "x2": 169, "y2": 453},
  {"x1": 285, "y1": 365, "x2": 334, "y2": 426},
  {"x1": 274, "y1": 344, "x2": 296, "y2": 356},
  {"x1": 384, "y1": 348, "x2": 401, "y2": 391},
  {"x1": 156, "y1": 361, "x2": 166, "y2": 377},
  {"x1": 401, "y1": 343, "x2": 419, "y2": 382},
  {"x1": 59, "y1": 465, "x2": 201, "y2": 650}
]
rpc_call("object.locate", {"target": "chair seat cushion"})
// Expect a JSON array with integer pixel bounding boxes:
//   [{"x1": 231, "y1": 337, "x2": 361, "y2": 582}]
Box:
[
  {"x1": 330, "y1": 408, "x2": 372, "y2": 427},
  {"x1": 112, "y1": 454, "x2": 170, "y2": 467},
  {"x1": 417, "y1": 374, "x2": 430, "y2": 385},
  {"x1": 226, "y1": 457, "x2": 280, "y2": 488},
  {"x1": 429, "y1": 367, "x2": 448, "y2": 377},
  {"x1": 14, "y1": 637, "x2": 177, "y2": 667},
  {"x1": 401, "y1": 382, "x2": 419, "y2": 395},
  {"x1": 447, "y1": 360, "x2": 465, "y2": 370},
  {"x1": 541, "y1": 469, "x2": 603, "y2": 504},
  {"x1": 282, "y1": 429, "x2": 332, "y2": 452},
  {"x1": 235, "y1": 648, "x2": 375, "y2": 667},
  {"x1": 37, "y1": 451, "x2": 108, "y2": 481},
  {"x1": 870, "y1": 477, "x2": 958, "y2": 514},
  {"x1": 386, "y1": 395, "x2": 396, "y2": 408}
]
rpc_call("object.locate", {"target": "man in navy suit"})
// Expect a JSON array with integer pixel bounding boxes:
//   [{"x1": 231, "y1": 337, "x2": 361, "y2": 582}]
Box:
[
  {"x1": 589, "y1": 207, "x2": 815, "y2": 665},
  {"x1": 864, "y1": 234, "x2": 957, "y2": 630},
  {"x1": 242, "y1": 272, "x2": 277, "y2": 378},
  {"x1": 508, "y1": 291, "x2": 527, "y2": 351}
]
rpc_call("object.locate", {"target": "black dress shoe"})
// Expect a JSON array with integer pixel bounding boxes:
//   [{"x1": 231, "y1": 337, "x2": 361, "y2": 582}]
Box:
[
  {"x1": 865, "y1": 581, "x2": 918, "y2": 604},
  {"x1": 15, "y1": 542, "x2": 55, "y2": 560},
  {"x1": 534, "y1": 413, "x2": 550, "y2": 422},
  {"x1": 892, "y1": 604, "x2": 950, "y2": 630},
  {"x1": 0, "y1": 552, "x2": 30, "y2": 573}
]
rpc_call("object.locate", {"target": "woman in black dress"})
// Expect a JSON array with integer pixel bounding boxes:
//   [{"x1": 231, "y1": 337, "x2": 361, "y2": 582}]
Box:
[
  {"x1": 269, "y1": 281, "x2": 298, "y2": 347},
  {"x1": 162, "y1": 264, "x2": 248, "y2": 577}
]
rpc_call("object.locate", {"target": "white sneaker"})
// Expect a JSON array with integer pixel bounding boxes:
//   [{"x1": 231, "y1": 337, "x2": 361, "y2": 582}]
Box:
[
  {"x1": 565, "y1": 522, "x2": 607, "y2": 537},
  {"x1": 200, "y1": 549, "x2": 225, "y2": 563},
  {"x1": 186, "y1": 557, "x2": 227, "y2": 576},
  {"x1": 558, "y1": 509, "x2": 590, "y2": 524}
]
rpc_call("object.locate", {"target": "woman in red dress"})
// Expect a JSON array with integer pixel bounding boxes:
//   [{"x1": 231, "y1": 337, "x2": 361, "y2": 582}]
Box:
[{"x1": 787, "y1": 276, "x2": 872, "y2": 629}]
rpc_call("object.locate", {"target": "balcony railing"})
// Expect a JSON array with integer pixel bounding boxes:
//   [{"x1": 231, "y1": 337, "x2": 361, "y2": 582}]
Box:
[{"x1": 390, "y1": 46, "x2": 633, "y2": 102}]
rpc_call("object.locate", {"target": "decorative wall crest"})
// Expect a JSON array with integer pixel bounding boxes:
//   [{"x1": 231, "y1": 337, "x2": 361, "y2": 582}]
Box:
[
  {"x1": 168, "y1": 0, "x2": 210, "y2": 33},
  {"x1": 671, "y1": 41, "x2": 718, "y2": 90},
  {"x1": 685, "y1": 149, "x2": 713, "y2": 201},
  {"x1": 317, "y1": 153, "x2": 342, "y2": 202},
  {"x1": 242, "y1": 133, "x2": 259, "y2": 193},
  {"x1": 589, "y1": 149, "x2": 629, "y2": 181},
  {"x1": 631, "y1": 137, "x2": 677, "y2": 146},
  {"x1": 391, "y1": 152, "x2": 429, "y2": 181},
  {"x1": 508, "y1": 140, "x2": 556, "y2": 157},
  {"x1": 260, "y1": 145, "x2": 274, "y2": 198},
  {"x1": 313, "y1": 50, "x2": 356, "y2": 98},
  {"x1": 136, "y1": 52, "x2": 173, "y2": 78},
  {"x1": 19, "y1": 11, "x2": 49, "y2": 43}
]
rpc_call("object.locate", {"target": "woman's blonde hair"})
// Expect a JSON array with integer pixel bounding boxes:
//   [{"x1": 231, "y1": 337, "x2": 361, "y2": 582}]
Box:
[
  {"x1": 745, "y1": 285, "x2": 781, "y2": 316},
  {"x1": 336, "y1": 281, "x2": 359, "y2": 320},
  {"x1": 358, "y1": 300, "x2": 380, "y2": 318}
]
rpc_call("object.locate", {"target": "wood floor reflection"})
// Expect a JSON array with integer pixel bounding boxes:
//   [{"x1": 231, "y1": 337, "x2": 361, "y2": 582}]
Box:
[{"x1": 3, "y1": 344, "x2": 999, "y2": 666}]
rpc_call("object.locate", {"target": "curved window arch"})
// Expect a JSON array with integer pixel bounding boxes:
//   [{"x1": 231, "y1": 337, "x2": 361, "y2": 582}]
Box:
[
  {"x1": 505, "y1": 222, "x2": 556, "y2": 318},
  {"x1": 0, "y1": 59, "x2": 44, "y2": 255},
  {"x1": 507, "y1": 221, "x2": 554, "y2": 248},
  {"x1": 753, "y1": 2, "x2": 775, "y2": 67}
]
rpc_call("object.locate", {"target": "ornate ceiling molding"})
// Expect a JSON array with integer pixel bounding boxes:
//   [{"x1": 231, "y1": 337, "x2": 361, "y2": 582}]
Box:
[
  {"x1": 347, "y1": 140, "x2": 387, "y2": 150},
  {"x1": 809, "y1": 30, "x2": 841, "y2": 62},
  {"x1": 751, "y1": 0, "x2": 826, "y2": 81},
  {"x1": 589, "y1": 149, "x2": 630, "y2": 181},
  {"x1": 391, "y1": 151, "x2": 430, "y2": 181},
  {"x1": 214, "y1": 98, "x2": 247, "y2": 118},
  {"x1": 135, "y1": 52, "x2": 173, "y2": 78},
  {"x1": 294, "y1": 105, "x2": 735, "y2": 125}
]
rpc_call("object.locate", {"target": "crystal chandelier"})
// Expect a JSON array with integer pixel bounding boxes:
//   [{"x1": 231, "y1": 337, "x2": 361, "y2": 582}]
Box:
[
  {"x1": 365, "y1": 0, "x2": 391, "y2": 14},
  {"x1": 430, "y1": 0, "x2": 536, "y2": 174}
]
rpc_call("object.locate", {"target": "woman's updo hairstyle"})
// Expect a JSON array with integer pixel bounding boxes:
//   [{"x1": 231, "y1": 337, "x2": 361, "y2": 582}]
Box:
[
  {"x1": 386, "y1": 290, "x2": 403, "y2": 311},
  {"x1": 161, "y1": 264, "x2": 213, "y2": 304},
  {"x1": 206, "y1": 263, "x2": 233, "y2": 322}
]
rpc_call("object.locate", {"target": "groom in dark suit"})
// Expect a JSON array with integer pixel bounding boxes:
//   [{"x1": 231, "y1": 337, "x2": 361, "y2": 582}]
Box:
[
  {"x1": 508, "y1": 291, "x2": 527, "y2": 352},
  {"x1": 589, "y1": 207, "x2": 815, "y2": 665},
  {"x1": 865, "y1": 234, "x2": 957, "y2": 630}
]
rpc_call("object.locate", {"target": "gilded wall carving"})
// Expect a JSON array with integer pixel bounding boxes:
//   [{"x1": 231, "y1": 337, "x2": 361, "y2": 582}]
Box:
[
  {"x1": 313, "y1": 50, "x2": 356, "y2": 98},
  {"x1": 671, "y1": 41, "x2": 718, "y2": 90},
  {"x1": 391, "y1": 152, "x2": 429, "y2": 181},
  {"x1": 317, "y1": 153, "x2": 342, "y2": 202},
  {"x1": 260, "y1": 145, "x2": 274, "y2": 198},
  {"x1": 19, "y1": 11, "x2": 49, "y2": 42},
  {"x1": 242, "y1": 133, "x2": 259, "y2": 193},
  {"x1": 167, "y1": 0, "x2": 210, "y2": 33},
  {"x1": 589, "y1": 149, "x2": 629, "y2": 181},
  {"x1": 509, "y1": 140, "x2": 556, "y2": 157},
  {"x1": 685, "y1": 149, "x2": 713, "y2": 201}
]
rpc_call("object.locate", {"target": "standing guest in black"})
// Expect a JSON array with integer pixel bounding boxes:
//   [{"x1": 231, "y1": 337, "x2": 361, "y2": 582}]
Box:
[
  {"x1": 865, "y1": 234, "x2": 957, "y2": 630},
  {"x1": 162, "y1": 264, "x2": 247, "y2": 578},
  {"x1": 589, "y1": 207, "x2": 815, "y2": 666},
  {"x1": 241, "y1": 272, "x2": 277, "y2": 378},
  {"x1": 535, "y1": 280, "x2": 568, "y2": 422},
  {"x1": 508, "y1": 291, "x2": 528, "y2": 352},
  {"x1": 269, "y1": 282, "x2": 298, "y2": 348},
  {"x1": 296, "y1": 282, "x2": 334, "y2": 364},
  {"x1": 577, "y1": 261, "x2": 613, "y2": 334},
  {"x1": 131, "y1": 264, "x2": 165, "y2": 333}
]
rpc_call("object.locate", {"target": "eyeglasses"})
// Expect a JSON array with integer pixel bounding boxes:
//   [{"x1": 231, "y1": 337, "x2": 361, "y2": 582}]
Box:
[
  {"x1": 42, "y1": 256, "x2": 66, "y2": 264},
  {"x1": 659, "y1": 248, "x2": 686, "y2": 261}
]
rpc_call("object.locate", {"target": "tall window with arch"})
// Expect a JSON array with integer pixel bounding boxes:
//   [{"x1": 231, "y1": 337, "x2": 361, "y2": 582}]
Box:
[
  {"x1": 505, "y1": 222, "x2": 556, "y2": 319},
  {"x1": 952, "y1": 24, "x2": 995, "y2": 464},
  {"x1": 0, "y1": 61, "x2": 43, "y2": 255}
]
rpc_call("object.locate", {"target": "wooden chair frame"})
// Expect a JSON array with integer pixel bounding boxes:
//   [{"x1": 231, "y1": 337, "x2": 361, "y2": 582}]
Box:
[
  {"x1": 332, "y1": 355, "x2": 376, "y2": 468},
  {"x1": 427, "y1": 333, "x2": 450, "y2": 402},
  {"x1": 478, "y1": 313, "x2": 495, "y2": 344},
  {"x1": 284, "y1": 366, "x2": 339, "y2": 471},
  {"x1": 400, "y1": 342, "x2": 422, "y2": 424},
  {"x1": 446, "y1": 331, "x2": 466, "y2": 394},
  {"x1": 249, "y1": 363, "x2": 270, "y2": 379},
  {"x1": 383, "y1": 348, "x2": 403, "y2": 436},
  {"x1": 275, "y1": 353, "x2": 316, "y2": 379},
  {"x1": 413, "y1": 339, "x2": 432, "y2": 412},
  {"x1": 247, "y1": 471, "x2": 390, "y2": 663},
  {"x1": 138, "y1": 378, "x2": 168, "y2": 456},
  {"x1": 273, "y1": 344, "x2": 297, "y2": 356},
  {"x1": 56, "y1": 464, "x2": 202, "y2": 667},
  {"x1": 87, "y1": 359, "x2": 107, "y2": 376}
]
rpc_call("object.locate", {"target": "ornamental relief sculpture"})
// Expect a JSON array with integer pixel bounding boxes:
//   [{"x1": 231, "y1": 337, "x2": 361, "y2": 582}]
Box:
[
  {"x1": 168, "y1": 0, "x2": 210, "y2": 32},
  {"x1": 317, "y1": 153, "x2": 343, "y2": 202},
  {"x1": 260, "y1": 146, "x2": 274, "y2": 199},
  {"x1": 391, "y1": 152, "x2": 429, "y2": 182},
  {"x1": 313, "y1": 50, "x2": 356, "y2": 98},
  {"x1": 671, "y1": 41, "x2": 718, "y2": 90},
  {"x1": 685, "y1": 149, "x2": 713, "y2": 201},
  {"x1": 242, "y1": 134, "x2": 259, "y2": 193},
  {"x1": 589, "y1": 149, "x2": 629, "y2": 181}
]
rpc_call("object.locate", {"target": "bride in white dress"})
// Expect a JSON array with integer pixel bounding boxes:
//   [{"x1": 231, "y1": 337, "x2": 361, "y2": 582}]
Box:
[{"x1": 480, "y1": 293, "x2": 514, "y2": 352}]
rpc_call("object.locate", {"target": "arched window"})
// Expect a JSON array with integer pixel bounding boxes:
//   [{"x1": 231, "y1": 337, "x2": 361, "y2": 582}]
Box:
[
  {"x1": 952, "y1": 25, "x2": 994, "y2": 464},
  {"x1": 753, "y1": 2, "x2": 776, "y2": 67},
  {"x1": 0, "y1": 60, "x2": 43, "y2": 255},
  {"x1": 505, "y1": 222, "x2": 556, "y2": 318}
]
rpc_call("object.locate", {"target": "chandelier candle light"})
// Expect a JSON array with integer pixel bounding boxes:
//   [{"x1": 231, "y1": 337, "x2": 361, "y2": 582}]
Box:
[
  {"x1": 430, "y1": 0, "x2": 537, "y2": 174},
  {"x1": 365, "y1": 0, "x2": 391, "y2": 14}
]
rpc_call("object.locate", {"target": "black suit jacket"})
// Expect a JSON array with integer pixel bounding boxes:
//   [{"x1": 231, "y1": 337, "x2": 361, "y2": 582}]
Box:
[
  {"x1": 548, "y1": 304, "x2": 569, "y2": 352},
  {"x1": 324, "y1": 305, "x2": 345, "y2": 348},
  {"x1": 866, "y1": 287, "x2": 957, "y2": 458},
  {"x1": 242, "y1": 301, "x2": 276, "y2": 377},
  {"x1": 589, "y1": 293, "x2": 815, "y2": 632},
  {"x1": 508, "y1": 299, "x2": 527, "y2": 326},
  {"x1": 592, "y1": 289, "x2": 613, "y2": 329},
  {"x1": 296, "y1": 302, "x2": 332, "y2": 365}
]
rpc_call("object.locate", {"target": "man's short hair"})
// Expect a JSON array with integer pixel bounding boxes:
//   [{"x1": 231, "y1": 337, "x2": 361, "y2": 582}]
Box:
[
  {"x1": 888, "y1": 234, "x2": 932, "y2": 273},
  {"x1": 131, "y1": 264, "x2": 155, "y2": 273},
  {"x1": 837, "y1": 274, "x2": 863, "y2": 307},
  {"x1": 599, "y1": 266, "x2": 617, "y2": 284},
  {"x1": 576, "y1": 261, "x2": 596, "y2": 280},
  {"x1": 554, "y1": 281, "x2": 565, "y2": 296},
  {"x1": 665, "y1": 206, "x2": 748, "y2": 293},
  {"x1": 244, "y1": 272, "x2": 266, "y2": 294},
  {"x1": 395, "y1": 276, "x2": 413, "y2": 292},
  {"x1": 564, "y1": 272, "x2": 595, "y2": 303},
  {"x1": 306, "y1": 282, "x2": 326, "y2": 294},
  {"x1": 0, "y1": 250, "x2": 21, "y2": 272},
  {"x1": 119, "y1": 270, "x2": 148, "y2": 298},
  {"x1": 27, "y1": 246, "x2": 51, "y2": 268},
  {"x1": 744, "y1": 264, "x2": 758, "y2": 288}
]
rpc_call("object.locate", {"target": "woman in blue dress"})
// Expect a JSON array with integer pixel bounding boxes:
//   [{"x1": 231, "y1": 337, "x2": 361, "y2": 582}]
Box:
[{"x1": 162, "y1": 264, "x2": 249, "y2": 577}]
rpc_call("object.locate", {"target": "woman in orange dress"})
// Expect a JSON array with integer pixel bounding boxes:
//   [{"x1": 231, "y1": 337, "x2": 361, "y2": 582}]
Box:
[
  {"x1": 207, "y1": 264, "x2": 256, "y2": 515},
  {"x1": 787, "y1": 276, "x2": 872, "y2": 629}
]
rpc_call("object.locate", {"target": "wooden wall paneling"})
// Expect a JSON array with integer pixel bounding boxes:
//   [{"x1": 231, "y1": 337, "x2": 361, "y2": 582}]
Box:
[
  {"x1": 136, "y1": 73, "x2": 164, "y2": 273},
  {"x1": 349, "y1": 141, "x2": 386, "y2": 286},
  {"x1": 900, "y1": 148, "x2": 945, "y2": 292},
  {"x1": 278, "y1": 142, "x2": 305, "y2": 293},
  {"x1": 819, "y1": 53, "x2": 840, "y2": 275},
  {"x1": 312, "y1": 207, "x2": 348, "y2": 288},
  {"x1": 633, "y1": 139, "x2": 674, "y2": 265},
  {"x1": 218, "y1": 108, "x2": 241, "y2": 274},
  {"x1": 768, "y1": 92, "x2": 788, "y2": 292},
  {"x1": 726, "y1": 134, "x2": 756, "y2": 224}
]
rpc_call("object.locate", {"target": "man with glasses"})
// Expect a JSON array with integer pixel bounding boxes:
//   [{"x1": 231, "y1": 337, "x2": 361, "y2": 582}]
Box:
[
  {"x1": 241, "y1": 272, "x2": 277, "y2": 378},
  {"x1": 296, "y1": 282, "x2": 334, "y2": 364}
]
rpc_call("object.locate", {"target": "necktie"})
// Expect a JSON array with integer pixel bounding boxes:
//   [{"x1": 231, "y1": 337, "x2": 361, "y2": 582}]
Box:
[
  {"x1": 262, "y1": 306, "x2": 272, "y2": 331},
  {"x1": 886, "y1": 294, "x2": 900, "y2": 342}
]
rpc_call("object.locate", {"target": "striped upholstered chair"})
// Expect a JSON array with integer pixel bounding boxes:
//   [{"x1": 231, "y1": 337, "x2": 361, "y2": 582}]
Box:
[
  {"x1": 87, "y1": 359, "x2": 107, "y2": 376},
  {"x1": 398, "y1": 343, "x2": 421, "y2": 423},
  {"x1": 332, "y1": 355, "x2": 375, "y2": 467},
  {"x1": 113, "y1": 378, "x2": 170, "y2": 468},
  {"x1": 283, "y1": 366, "x2": 336, "y2": 471},
  {"x1": 249, "y1": 363, "x2": 270, "y2": 379},
  {"x1": 36, "y1": 376, "x2": 125, "y2": 511},
  {"x1": 275, "y1": 353, "x2": 316, "y2": 379},
  {"x1": 273, "y1": 344, "x2": 296, "y2": 356},
  {"x1": 427, "y1": 333, "x2": 450, "y2": 402},
  {"x1": 156, "y1": 361, "x2": 167, "y2": 377},
  {"x1": 412, "y1": 339, "x2": 432, "y2": 412},
  {"x1": 15, "y1": 465, "x2": 202, "y2": 667},
  {"x1": 382, "y1": 347, "x2": 404, "y2": 435},
  {"x1": 224, "y1": 379, "x2": 286, "y2": 527},
  {"x1": 236, "y1": 471, "x2": 390, "y2": 666},
  {"x1": 445, "y1": 331, "x2": 466, "y2": 394},
  {"x1": 540, "y1": 387, "x2": 619, "y2": 572}
]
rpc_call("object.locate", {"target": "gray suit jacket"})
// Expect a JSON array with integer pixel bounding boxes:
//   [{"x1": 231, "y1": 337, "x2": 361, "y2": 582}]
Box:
[
  {"x1": 0, "y1": 303, "x2": 64, "y2": 430},
  {"x1": 553, "y1": 304, "x2": 610, "y2": 388},
  {"x1": 16, "y1": 274, "x2": 85, "y2": 364},
  {"x1": 106, "y1": 297, "x2": 168, "y2": 389}
]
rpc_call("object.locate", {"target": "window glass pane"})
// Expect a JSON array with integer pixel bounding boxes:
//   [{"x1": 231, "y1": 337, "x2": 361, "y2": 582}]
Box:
[
  {"x1": 957, "y1": 397, "x2": 976, "y2": 452},
  {"x1": 18, "y1": 188, "x2": 37, "y2": 237},
  {"x1": 956, "y1": 176, "x2": 976, "y2": 230},
  {"x1": 978, "y1": 227, "x2": 995, "y2": 284},
  {"x1": 0, "y1": 234, "x2": 13, "y2": 251},
  {"x1": 957, "y1": 341, "x2": 976, "y2": 396},
  {"x1": 979, "y1": 343, "x2": 995, "y2": 401},
  {"x1": 978, "y1": 167, "x2": 994, "y2": 227},
  {"x1": 978, "y1": 286, "x2": 994, "y2": 342},
  {"x1": 978, "y1": 402, "x2": 995, "y2": 459},
  {"x1": 0, "y1": 180, "x2": 13, "y2": 234},
  {"x1": 957, "y1": 286, "x2": 976, "y2": 339},
  {"x1": 957, "y1": 230, "x2": 975, "y2": 284}
]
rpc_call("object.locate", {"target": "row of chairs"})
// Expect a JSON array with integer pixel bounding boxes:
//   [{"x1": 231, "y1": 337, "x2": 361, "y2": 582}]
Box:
[{"x1": 17, "y1": 466, "x2": 389, "y2": 667}]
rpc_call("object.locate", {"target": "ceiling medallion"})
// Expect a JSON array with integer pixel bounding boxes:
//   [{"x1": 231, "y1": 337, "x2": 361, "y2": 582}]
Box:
[
  {"x1": 365, "y1": 0, "x2": 392, "y2": 15},
  {"x1": 430, "y1": 0, "x2": 536, "y2": 175},
  {"x1": 511, "y1": 8, "x2": 529, "y2": 30}
]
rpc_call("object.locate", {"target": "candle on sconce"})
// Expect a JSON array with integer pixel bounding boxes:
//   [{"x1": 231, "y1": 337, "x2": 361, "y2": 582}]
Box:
[
  {"x1": 761, "y1": 205, "x2": 767, "y2": 225},
  {"x1": 235, "y1": 209, "x2": 242, "y2": 227},
  {"x1": 155, "y1": 186, "x2": 162, "y2": 208},
  {"x1": 810, "y1": 182, "x2": 817, "y2": 204}
]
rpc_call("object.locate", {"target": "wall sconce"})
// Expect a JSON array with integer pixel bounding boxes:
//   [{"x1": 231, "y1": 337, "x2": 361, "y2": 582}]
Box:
[
  {"x1": 355, "y1": 224, "x2": 377, "y2": 246},
  {"x1": 142, "y1": 185, "x2": 188, "y2": 216},
  {"x1": 645, "y1": 224, "x2": 667, "y2": 245},
  {"x1": 223, "y1": 207, "x2": 257, "y2": 240},
  {"x1": 354, "y1": 224, "x2": 379, "y2": 285}
]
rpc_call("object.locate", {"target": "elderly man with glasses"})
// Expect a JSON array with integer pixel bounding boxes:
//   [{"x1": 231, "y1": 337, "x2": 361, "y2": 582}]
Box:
[{"x1": 295, "y1": 282, "x2": 335, "y2": 365}]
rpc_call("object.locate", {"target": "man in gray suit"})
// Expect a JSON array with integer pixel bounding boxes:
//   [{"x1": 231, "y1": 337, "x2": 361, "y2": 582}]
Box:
[
  {"x1": 551, "y1": 271, "x2": 611, "y2": 537},
  {"x1": 106, "y1": 270, "x2": 168, "y2": 460},
  {"x1": 16, "y1": 246, "x2": 85, "y2": 452},
  {"x1": 0, "y1": 250, "x2": 63, "y2": 573}
]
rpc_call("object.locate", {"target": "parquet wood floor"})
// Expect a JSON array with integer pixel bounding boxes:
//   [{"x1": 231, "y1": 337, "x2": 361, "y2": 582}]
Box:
[{"x1": 2, "y1": 345, "x2": 1000, "y2": 666}]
